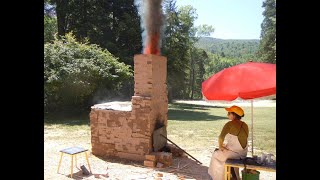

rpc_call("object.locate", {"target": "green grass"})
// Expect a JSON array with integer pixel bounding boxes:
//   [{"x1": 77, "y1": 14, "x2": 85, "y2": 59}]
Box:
[
  {"x1": 167, "y1": 103, "x2": 276, "y2": 156},
  {"x1": 44, "y1": 102, "x2": 276, "y2": 156}
]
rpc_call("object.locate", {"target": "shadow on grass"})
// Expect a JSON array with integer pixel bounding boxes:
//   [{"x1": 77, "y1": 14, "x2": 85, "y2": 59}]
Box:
[
  {"x1": 158, "y1": 156, "x2": 210, "y2": 180},
  {"x1": 169, "y1": 102, "x2": 224, "y2": 111},
  {"x1": 45, "y1": 102, "x2": 226, "y2": 124},
  {"x1": 44, "y1": 110, "x2": 90, "y2": 126},
  {"x1": 169, "y1": 109, "x2": 225, "y2": 121}
]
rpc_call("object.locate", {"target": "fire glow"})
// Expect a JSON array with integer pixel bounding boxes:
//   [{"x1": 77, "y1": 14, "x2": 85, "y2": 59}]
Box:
[
  {"x1": 138, "y1": 0, "x2": 163, "y2": 55},
  {"x1": 144, "y1": 32, "x2": 160, "y2": 55}
]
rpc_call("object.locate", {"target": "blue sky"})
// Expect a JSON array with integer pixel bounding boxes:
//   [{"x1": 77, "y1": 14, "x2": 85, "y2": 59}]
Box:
[{"x1": 175, "y1": 0, "x2": 264, "y2": 40}]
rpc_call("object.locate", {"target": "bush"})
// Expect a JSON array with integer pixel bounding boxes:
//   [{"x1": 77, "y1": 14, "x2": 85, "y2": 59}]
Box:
[{"x1": 44, "y1": 33, "x2": 132, "y2": 113}]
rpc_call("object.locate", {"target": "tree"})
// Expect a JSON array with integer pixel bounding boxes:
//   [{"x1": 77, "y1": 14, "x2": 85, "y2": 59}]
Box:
[
  {"x1": 258, "y1": 0, "x2": 276, "y2": 63},
  {"x1": 54, "y1": 0, "x2": 69, "y2": 36},
  {"x1": 196, "y1": 24, "x2": 214, "y2": 37},
  {"x1": 188, "y1": 25, "x2": 214, "y2": 99},
  {"x1": 189, "y1": 48, "x2": 208, "y2": 99},
  {"x1": 44, "y1": 15, "x2": 57, "y2": 43},
  {"x1": 51, "y1": 0, "x2": 142, "y2": 66},
  {"x1": 44, "y1": 33, "x2": 132, "y2": 114},
  {"x1": 162, "y1": 1, "x2": 199, "y2": 100},
  {"x1": 195, "y1": 37, "x2": 260, "y2": 61},
  {"x1": 44, "y1": 1, "x2": 57, "y2": 43},
  {"x1": 162, "y1": 1, "x2": 215, "y2": 100}
]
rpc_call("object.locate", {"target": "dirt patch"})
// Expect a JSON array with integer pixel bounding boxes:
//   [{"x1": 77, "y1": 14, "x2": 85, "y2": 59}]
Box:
[{"x1": 45, "y1": 127, "x2": 275, "y2": 179}]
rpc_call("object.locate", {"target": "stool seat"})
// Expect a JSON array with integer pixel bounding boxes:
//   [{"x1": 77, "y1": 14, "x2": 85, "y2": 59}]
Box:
[
  {"x1": 60, "y1": 147, "x2": 88, "y2": 155},
  {"x1": 57, "y1": 146, "x2": 92, "y2": 178}
]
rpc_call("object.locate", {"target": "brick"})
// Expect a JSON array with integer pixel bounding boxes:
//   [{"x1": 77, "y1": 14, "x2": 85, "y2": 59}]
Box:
[
  {"x1": 145, "y1": 154, "x2": 156, "y2": 161},
  {"x1": 116, "y1": 152, "x2": 145, "y2": 161},
  {"x1": 155, "y1": 173, "x2": 163, "y2": 177},
  {"x1": 89, "y1": 111, "x2": 98, "y2": 121},
  {"x1": 92, "y1": 143, "x2": 116, "y2": 156},
  {"x1": 132, "y1": 133, "x2": 149, "y2": 138},
  {"x1": 99, "y1": 136, "x2": 107, "y2": 143},
  {"x1": 115, "y1": 143, "x2": 129, "y2": 152},
  {"x1": 151, "y1": 152, "x2": 173, "y2": 167},
  {"x1": 144, "y1": 160, "x2": 156, "y2": 167}
]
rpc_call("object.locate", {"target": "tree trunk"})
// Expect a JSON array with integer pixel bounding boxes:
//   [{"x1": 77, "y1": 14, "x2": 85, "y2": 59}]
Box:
[
  {"x1": 188, "y1": 59, "x2": 193, "y2": 98},
  {"x1": 81, "y1": 0, "x2": 88, "y2": 38},
  {"x1": 190, "y1": 66, "x2": 195, "y2": 100},
  {"x1": 55, "y1": 0, "x2": 68, "y2": 36},
  {"x1": 190, "y1": 49, "x2": 195, "y2": 100}
]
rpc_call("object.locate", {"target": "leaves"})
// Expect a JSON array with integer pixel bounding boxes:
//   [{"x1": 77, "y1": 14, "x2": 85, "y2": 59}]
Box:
[
  {"x1": 196, "y1": 24, "x2": 215, "y2": 37},
  {"x1": 44, "y1": 15, "x2": 57, "y2": 43},
  {"x1": 258, "y1": 0, "x2": 276, "y2": 63},
  {"x1": 44, "y1": 33, "x2": 132, "y2": 113}
]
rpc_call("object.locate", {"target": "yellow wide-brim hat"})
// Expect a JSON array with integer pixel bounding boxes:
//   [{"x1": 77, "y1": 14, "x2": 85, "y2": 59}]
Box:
[{"x1": 225, "y1": 105, "x2": 244, "y2": 117}]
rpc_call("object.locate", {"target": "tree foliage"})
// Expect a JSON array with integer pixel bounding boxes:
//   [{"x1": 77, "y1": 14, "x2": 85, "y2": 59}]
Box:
[
  {"x1": 204, "y1": 52, "x2": 246, "y2": 79},
  {"x1": 196, "y1": 37, "x2": 260, "y2": 60},
  {"x1": 44, "y1": 33, "x2": 132, "y2": 113},
  {"x1": 52, "y1": 0, "x2": 142, "y2": 66},
  {"x1": 44, "y1": 15, "x2": 57, "y2": 43},
  {"x1": 188, "y1": 48, "x2": 208, "y2": 99},
  {"x1": 196, "y1": 24, "x2": 215, "y2": 37},
  {"x1": 162, "y1": 0, "x2": 215, "y2": 100},
  {"x1": 44, "y1": 1, "x2": 57, "y2": 43},
  {"x1": 257, "y1": 0, "x2": 276, "y2": 63},
  {"x1": 162, "y1": 0, "x2": 199, "y2": 100}
]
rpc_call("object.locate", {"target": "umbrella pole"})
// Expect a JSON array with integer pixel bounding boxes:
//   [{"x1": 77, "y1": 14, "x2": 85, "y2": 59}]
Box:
[{"x1": 251, "y1": 100, "x2": 254, "y2": 157}]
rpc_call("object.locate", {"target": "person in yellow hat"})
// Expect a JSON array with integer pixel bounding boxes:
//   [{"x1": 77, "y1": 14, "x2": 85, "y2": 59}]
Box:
[{"x1": 208, "y1": 105, "x2": 249, "y2": 180}]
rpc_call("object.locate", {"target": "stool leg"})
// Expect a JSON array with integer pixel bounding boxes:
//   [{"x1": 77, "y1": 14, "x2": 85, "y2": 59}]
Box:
[
  {"x1": 224, "y1": 165, "x2": 228, "y2": 180},
  {"x1": 57, "y1": 152, "x2": 63, "y2": 173},
  {"x1": 227, "y1": 166, "x2": 231, "y2": 180},
  {"x1": 233, "y1": 167, "x2": 240, "y2": 180},
  {"x1": 75, "y1": 155, "x2": 77, "y2": 168},
  {"x1": 85, "y1": 151, "x2": 92, "y2": 173},
  {"x1": 71, "y1": 155, "x2": 74, "y2": 178}
]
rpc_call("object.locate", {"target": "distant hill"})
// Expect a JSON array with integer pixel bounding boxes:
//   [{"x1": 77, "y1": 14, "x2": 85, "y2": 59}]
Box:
[{"x1": 195, "y1": 37, "x2": 260, "y2": 59}]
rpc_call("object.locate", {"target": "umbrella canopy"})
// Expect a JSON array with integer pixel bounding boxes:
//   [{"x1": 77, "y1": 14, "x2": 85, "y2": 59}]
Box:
[
  {"x1": 202, "y1": 62, "x2": 276, "y2": 101},
  {"x1": 202, "y1": 61, "x2": 276, "y2": 156}
]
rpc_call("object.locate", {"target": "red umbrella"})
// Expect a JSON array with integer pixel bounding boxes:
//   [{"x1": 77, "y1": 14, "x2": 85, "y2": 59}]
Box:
[
  {"x1": 202, "y1": 61, "x2": 276, "y2": 156},
  {"x1": 202, "y1": 62, "x2": 276, "y2": 100}
]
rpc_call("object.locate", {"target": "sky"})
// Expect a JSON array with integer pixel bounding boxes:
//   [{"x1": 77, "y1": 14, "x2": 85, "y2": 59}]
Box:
[{"x1": 175, "y1": 0, "x2": 265, "y2": 40}]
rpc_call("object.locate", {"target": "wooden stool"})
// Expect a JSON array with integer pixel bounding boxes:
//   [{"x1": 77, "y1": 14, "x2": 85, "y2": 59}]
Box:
[
  {"x1": 57, "y1": 147, "x2": 92, "y2": 178},
  {"x1": 224, "y1": 159, "x2": 276, "y2": 180}
]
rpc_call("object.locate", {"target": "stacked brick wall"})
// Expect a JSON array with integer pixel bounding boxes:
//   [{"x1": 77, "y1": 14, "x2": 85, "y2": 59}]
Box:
[{"x1": 90, "y1": 54, "x2": 168, "y2": 161}]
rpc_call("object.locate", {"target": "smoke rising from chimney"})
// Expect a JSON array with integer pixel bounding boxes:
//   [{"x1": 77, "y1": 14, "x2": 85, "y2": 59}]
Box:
[{"x1": 134, "y1": 0, "x2": 164, "y2": 55}]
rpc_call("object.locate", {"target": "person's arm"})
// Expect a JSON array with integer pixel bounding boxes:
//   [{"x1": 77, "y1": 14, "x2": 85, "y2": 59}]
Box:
[{"x1": 218, "y1": 122, "x2": 231, "y2": 150}]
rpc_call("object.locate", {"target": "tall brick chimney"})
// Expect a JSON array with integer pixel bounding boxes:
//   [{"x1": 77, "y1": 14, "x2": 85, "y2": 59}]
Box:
[{"x1": 89, "y1": 54, "x2": 168, "y2": 161}]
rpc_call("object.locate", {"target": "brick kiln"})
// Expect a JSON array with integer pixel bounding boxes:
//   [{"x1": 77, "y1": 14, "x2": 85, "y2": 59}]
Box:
[{"x1": 89, "y1": 54, "x2": 168, "y2": 161}]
